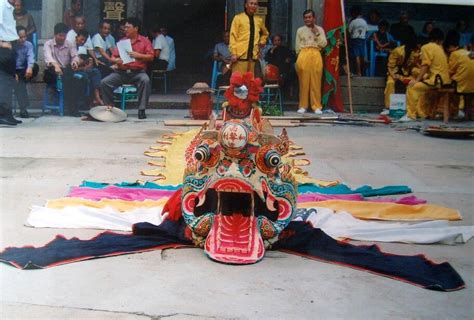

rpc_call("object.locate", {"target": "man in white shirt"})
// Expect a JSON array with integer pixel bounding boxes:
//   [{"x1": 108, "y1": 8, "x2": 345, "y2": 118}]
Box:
[
  {"x1": 151, "y1": 26, "x2": 169, "y2": 71},
  {"x1": 92, "y1": 21, "x2": 116, "y2": 77},
  {"x1": 0, "y1": 0, "x2": 22, "y2": 125},
  {"x1": 66, "y1": 16, "x2": 98, "y2": 66},
  {"x1": 348, "y1": 5, "x2": 367, "y2": 76},
  {"x1": 160, "y1": 27, "x2": 175, "y2": 71}
]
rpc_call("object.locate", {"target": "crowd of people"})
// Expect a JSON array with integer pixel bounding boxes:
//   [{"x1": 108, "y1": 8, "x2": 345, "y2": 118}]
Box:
[
  {"x1": 344, "y1": 6, "x2": 474, "y2": 121},
  {"x1": 0, "y1": 0, "x2": 176, "y2": 125},
  {"x1": 1, "y1": 0, "x2": 473, "y2": 126}
]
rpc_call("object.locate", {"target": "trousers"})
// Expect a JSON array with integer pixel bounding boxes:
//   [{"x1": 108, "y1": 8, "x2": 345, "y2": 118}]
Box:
[
  {"x1": 296, "y1": 48, "x2": 323, "y2": 111},
  {"x1": 101, "y1": 70, "x2": 151, "y2": 110}
]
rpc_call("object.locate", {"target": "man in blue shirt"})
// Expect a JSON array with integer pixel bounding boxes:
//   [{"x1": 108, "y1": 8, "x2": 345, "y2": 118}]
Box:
[{"x1": 14, "y1": 25, "x2": 38, "y2": 118}]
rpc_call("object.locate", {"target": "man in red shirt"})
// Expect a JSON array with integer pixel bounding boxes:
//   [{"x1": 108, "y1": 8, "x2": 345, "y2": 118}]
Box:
[{"x1": 100, "y1": 17, "x2": 154, "y2": 119}]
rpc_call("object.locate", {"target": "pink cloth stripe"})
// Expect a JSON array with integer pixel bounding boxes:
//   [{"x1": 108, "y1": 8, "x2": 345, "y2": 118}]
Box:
[
  {"x1": 67, "y1": 186, "x2": 176, "y2": 201},
  {"x1": 297, "y1": 194, "x2": 426, "y2": 205}
]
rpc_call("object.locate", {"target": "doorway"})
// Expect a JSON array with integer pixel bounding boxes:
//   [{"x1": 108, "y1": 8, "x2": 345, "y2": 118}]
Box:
[{"x1": 143, "y1": 0, "x2": 226, "y2": 74}]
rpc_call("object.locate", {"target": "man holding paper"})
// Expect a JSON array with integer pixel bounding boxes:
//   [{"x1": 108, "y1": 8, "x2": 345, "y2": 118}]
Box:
[{"x1": 100, "y1": 17, "x2": 154, "y2": 119}]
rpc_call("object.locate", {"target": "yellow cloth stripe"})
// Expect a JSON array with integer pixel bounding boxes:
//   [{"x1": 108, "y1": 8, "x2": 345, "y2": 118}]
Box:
[
  {"x1": 47, "y1": 198, "x2": 169, "y2": 212},
  {"x1": 297, "y1": 200, "x2": 461, "y2": 221}
]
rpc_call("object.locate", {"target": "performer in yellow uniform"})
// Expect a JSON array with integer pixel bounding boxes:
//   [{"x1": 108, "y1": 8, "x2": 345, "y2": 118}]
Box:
[
  {"x1": 400, "y1": 28, "x2": 450, "y2": 122},
  {"x1": 445, "y1": 30, "x2": 474, "y2": 120},
  {"x1": 229, "y1": 0, "x2": 269, "y2": 75},
  {"x1": 382, "y1": 33, "x2": 421, "y2": 114},
  {"x1": 295, "y1": 9, "x2": 327, "y2": 115}
]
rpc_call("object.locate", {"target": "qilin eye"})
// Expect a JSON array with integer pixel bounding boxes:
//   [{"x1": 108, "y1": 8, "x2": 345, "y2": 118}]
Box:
[
  {"x1": 194, "y1": 145, "x2": 210, "y2": 162},
  {"x1": 265, "y1": 151, "x2": 281, "y2": 167}
]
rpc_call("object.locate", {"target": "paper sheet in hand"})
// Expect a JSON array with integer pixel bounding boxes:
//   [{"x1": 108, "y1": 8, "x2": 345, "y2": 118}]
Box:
[{"x1": 117, "y1": 39, "x2": 135, "y2": 64}]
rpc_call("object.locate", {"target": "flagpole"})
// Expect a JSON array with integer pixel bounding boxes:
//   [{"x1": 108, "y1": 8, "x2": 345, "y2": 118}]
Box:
[{"x1": 340, "y1": 0, "x2": 354, "y2": 115}]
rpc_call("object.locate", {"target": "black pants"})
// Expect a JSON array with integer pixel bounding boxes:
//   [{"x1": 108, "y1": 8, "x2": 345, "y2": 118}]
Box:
[
  {"x1": 0, "y1": 47, "x2": 16, "y2": 115},
  {"x1": 44, "y1": 67, "x2": 89, "y2": 114},
  {"x1": 151, "y1": 59, "x2": 168, "y2": 71}
]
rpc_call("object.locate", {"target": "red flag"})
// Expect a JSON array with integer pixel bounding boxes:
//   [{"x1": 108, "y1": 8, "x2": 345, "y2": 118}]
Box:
[{"x1": 322, "y1": 0, "x2": 344, "y2": 112}]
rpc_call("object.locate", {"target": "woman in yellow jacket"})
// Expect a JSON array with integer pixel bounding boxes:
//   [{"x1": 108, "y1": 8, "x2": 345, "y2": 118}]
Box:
[
  {"x1": 295, "y1": 9, "x2": 327, "y2": 115},
  {"x1": 381, "y1": 34, "x2": 421, "y2": 115},
  {"x1": 445, "y1": 30, "x2": 474, "y2": 120}
]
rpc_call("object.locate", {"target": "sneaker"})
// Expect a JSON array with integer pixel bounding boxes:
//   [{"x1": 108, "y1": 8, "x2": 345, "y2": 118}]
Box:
[
  {"x1": 0, "y1": 116, "x2": 17, "y2": 126},
  {"x1": 297, "y1": 108, "x2": 306, "y2": 114},
  {"x1": 380, "y1": 109, "x2": 390, "y2": 116},
  {"x1": 314, "y1": 109, "x2": 323, "y2": 115},
  {"x1": 398, "y1": 114, "x2": 414, "y2": 122},
  {"x1": 138, "y1": 110, "x2": 147, "y2": 119}
]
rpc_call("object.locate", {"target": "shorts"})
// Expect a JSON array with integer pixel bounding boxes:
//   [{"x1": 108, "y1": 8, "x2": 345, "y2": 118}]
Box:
[{"x1": 350, "y1": 38, "x2": 366, "y2": 58}]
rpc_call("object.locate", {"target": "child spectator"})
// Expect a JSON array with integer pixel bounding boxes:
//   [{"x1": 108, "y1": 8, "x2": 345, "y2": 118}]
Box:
[
  {"x1": 373, "y1": 20, "x2": 395, "y2": 53},
  {"x1": 348, "y1": 5, "x2": 367, "y2": 76},
  {"x1": 13, "y1": 26, "x2": 38, "y2": 118},
  {"x1": 419, "y1": 21, "x2": 434, "y2": 46}
]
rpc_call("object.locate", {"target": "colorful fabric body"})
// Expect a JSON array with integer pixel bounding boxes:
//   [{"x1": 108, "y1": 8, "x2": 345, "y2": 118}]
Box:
[
  {"x1": 68, "y1": 186, "x2": 176, "y2": 201},
  {"x1": 46, "y1": 198, "x2": 168, "y2": 211}
]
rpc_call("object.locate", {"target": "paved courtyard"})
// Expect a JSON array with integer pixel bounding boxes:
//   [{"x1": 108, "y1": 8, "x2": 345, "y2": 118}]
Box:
[{"x1": 1, "y1": 110, "x2": 473, "y2": 319}]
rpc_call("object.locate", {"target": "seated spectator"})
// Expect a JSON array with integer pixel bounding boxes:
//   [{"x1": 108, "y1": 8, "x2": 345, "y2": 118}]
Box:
[
  {"x1": 348, "y1": 5, "x2": 367, "y2": 76},
  {"x1": 366, "y1": 9, "x2": 381, "y2": 33},
  {"x1": 66, "y1": 16, "x2": 99, "y2": 66},
  {"x1": 419, "y1": 21, "x2": 434, "y2": 46},
  {"x1": 100, "y1": 18, "x2": 154, "y2": 119},
  {"x1": 390, "y1": 11, "x2": 415, "y2": 43},
  {"x1": 92, "y1": 21, "x2": 116, "y2": 77},
  {"x1": 13, "y1": 26, "x2": 38, "y2": 118},
  {"x1": 13, "y1": 0, "x2": 36, "y2": 40},
  {"x1": 382, "y1": 32, "x2": 421, "y2": 114},
  {"x1": 373, "y1": 20, "x2": 395, "y2": 53},
  {"x1": 264, "y1": 34, "x2": 294, "y2": 87},
  {"x1": 151, "y1": 26, "x2": 169, "y2": 71},
  {"x1": 43, "y1": 23, "x2": 82, "y2": 116},
  {"x1": 160, "y1": 27, "x2": 176, "y2": 71},
  {"x1": 445, "y1": 30, "x2": 474, "y2": 119},
  {"x1": 400, "y1": 28, "x2": 450, "y2": 122},
  {"x1": 63, "y1": 0, "x2": 82, "y2": 29},
  {"x1": 74, "y1": 30, "x2": 103, "y2": 106},
  {"x1": 212, "y1": 30, "x2": 231, "y2": 85}
]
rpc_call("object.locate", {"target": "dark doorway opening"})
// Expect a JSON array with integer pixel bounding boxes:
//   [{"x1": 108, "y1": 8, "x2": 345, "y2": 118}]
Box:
[{"x1": 143, "y1": 0, "x2": 226, "y2": 76}]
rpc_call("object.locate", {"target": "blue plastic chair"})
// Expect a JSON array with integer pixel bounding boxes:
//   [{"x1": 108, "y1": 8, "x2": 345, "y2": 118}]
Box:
[
  {"x1": 211, "y1": 60, "x2": 223, "y2": 90},
  {"x1": 43, "y1": 76, "x2": 64, "y2": 116},
  {"x1": 214, "y1": 85, "x2": 229, "y2": 113},
  {"x1": 260, "y1": 84, "x2": 283, "y2": 116},
  {"x1": 113, "y1": 85, "x2": 138, "y2": 111}
]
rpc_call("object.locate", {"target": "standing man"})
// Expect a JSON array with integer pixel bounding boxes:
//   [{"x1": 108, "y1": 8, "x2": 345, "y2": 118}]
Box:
[
  {"x1": 100, "y1": 18, "x2": 154, "y2": 119},
  {"x1": 151, "y1": 26, "x2": 169, "y2": 71},
  {"x1": 63, "y1": 0, "x2": 82, "y2": 29},
  {"x1": 0, "y1": 0, "x2": 22, "y2": 125},
  {"x1": 229, "y1": 0, "x2": 269, "y2": 75},
  {"x1": 295, "y1": 9, "x2": 327, "y2": 115},
  {"x1": 160, "y1": 27, "x2": 176, "y2": 71}
]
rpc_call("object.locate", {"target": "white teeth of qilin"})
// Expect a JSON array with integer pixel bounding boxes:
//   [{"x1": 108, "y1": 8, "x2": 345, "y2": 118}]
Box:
[
  {"x1": 196, "y1": 192, "x2": 206, "y2": 207},
  {"x1": 266, "y1": 195, "x2": 276, "y2": 211}
]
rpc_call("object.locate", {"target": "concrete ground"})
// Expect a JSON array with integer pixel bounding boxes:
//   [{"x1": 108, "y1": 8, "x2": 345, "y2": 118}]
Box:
[{"x1": 0, "y1": 110, "x2": 473, "y2": 320}]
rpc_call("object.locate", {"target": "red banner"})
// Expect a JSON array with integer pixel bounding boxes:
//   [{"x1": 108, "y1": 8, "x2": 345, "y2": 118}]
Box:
[{"x1": 322, "y1": 0, "x2": 344, "y2": 112}]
